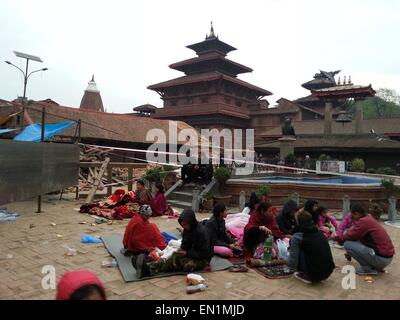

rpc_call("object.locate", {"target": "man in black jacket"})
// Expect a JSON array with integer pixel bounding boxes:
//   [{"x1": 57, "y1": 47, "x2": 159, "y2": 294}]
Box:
[
  {"x1": 288, "y1": 210, "x2": 335, "y2": 284},
  {"x1": 135, "y1": 208, "x2": 213, "y2": 277}
]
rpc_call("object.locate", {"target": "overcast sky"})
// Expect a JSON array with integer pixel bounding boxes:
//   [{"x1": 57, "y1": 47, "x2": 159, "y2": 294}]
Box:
[{"x1": 1, "y1": 0, "x2": 399, "y2": 113}]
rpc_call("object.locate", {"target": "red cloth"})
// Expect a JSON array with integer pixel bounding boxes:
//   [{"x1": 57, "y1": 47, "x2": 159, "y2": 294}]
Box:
[
  {"x1": 151, "y1": 192, "x2": 169, "y2": 216},
  {"x1": 112, "y1": 205, "x2": 134, "y2": 220},
  {"x1": 123, "y1": 215, "x2": 167, "y2": 252},
  {"x1": 244, "y1": 208, "x2": 286, "y2": 239},
  {"x1": 56, "y1": 270, "x2": 105, "y2": 300}
]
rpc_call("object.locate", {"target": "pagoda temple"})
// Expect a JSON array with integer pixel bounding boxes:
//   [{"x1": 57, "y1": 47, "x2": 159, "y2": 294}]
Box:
[
  {"x1": 80, "y1": 75, "x2": 104, "y2": 112},
  {"x1": 149, "y1": 23, "x2": 272, "y2": 131}
]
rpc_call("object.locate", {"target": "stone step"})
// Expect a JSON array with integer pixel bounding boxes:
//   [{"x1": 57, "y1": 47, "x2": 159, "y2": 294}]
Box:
[
  {"x1": 173, "y1": 191, "x2": 193, "y2": 197},
  {"x1": 167, "y1": 199, "x2": 192, "y2": 209}
]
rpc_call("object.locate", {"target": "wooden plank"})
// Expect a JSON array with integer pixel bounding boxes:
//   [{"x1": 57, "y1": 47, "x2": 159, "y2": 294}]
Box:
[
  {"x1": 80, "y1": 162, "x2": 147, "y2": 169},
  {"x1": 86, "y1": 157, "x2": 110, "y2": 203},
  {"x1": 107, "y1": 166, "x2": 113, "y2": 196},
  {"x1": 128, "y1": 168, "x2": 133, "y2": 192}
]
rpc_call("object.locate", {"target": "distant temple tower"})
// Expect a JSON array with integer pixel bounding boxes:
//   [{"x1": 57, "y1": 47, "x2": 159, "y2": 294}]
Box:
[
  {"x1": 80, "y1": 75, "x2": 104, "y2": 112},
  {"x1": 149, "y1": 23, "x2": 271, "y2": 130}
]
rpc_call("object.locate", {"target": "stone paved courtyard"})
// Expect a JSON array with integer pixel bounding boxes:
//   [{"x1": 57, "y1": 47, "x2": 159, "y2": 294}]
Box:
[{"x1": 1, "y1": 195, "x2": 399, "y2": 300}]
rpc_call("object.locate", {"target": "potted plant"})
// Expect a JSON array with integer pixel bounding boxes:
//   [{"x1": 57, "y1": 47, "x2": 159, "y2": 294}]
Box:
[
  {"x1": 256, "y1": 185, "x2": 272, "y2": 198},
  {"x1": 351, "y1": 158, "x2": 365, "y2": 172},
  {"x1": 144, "y1": 167, "x2": 164, "y2": 194},
  {"x1": 144, "y1": 167, "x2": 163, "y2": 183},
  {"x1": 202, "y1": 191, "x2": 214, "y2": 211},
  {"x1": 381, "y1": 179, "x2": 400, "y2": 196},
  {"x1": 213, "y1": 167, "x2": 232, "y2": 207}
]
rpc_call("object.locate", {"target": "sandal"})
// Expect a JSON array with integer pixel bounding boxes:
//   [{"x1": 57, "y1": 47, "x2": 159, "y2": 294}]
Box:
[{"x1": 229, "y1": 265, "x2": 249, "y2": 273}]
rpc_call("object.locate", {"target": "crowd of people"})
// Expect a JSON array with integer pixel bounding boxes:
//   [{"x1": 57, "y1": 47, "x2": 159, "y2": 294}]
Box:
[
  {"x1": 59, "y1": 187, "x2": 396, "y2": 299},
  {"x1": 79, "y1": 179, "x2": 174, "y2": 219},
  {"x1": 181, "y1": 163, "x2": 213, "y2": 185}
]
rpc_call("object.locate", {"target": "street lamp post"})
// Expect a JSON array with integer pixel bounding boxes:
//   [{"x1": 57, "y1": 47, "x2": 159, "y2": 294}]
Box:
[
  {"x1": 5, "y1": 51, "x2": 48, "y2": 214},
  {"x1": 5, "y1": 50, "x2": 48, "y2": 102}
]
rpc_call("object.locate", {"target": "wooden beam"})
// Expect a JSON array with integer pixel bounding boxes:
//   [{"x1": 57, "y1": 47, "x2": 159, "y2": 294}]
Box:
[
  {"x1": 85, "y1": 157, "x2": 110, "y2": 203},
  {"x1": 128, "y1": 168, "x2": 133, "y2": 192},
  {"x1": 80, "y1": 162, "x2": 147, "y2": 169},
  {"x1": 107, "y1": 166, "x2": 113, "y2": 196}
]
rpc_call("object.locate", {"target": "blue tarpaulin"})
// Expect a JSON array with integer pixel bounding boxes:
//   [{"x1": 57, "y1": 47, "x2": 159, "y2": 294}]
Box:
[
  {"x1": 0, "y1": 128, "x2": 16, "y2": 135},
  {"x1": 13, "y1": 121, "x2": 76, "y2": 142}
]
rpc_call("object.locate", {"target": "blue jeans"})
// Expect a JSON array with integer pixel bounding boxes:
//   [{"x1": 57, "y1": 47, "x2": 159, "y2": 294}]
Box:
[{"x1": 344, "y1": 241, "x2": 393, "y2": 273}]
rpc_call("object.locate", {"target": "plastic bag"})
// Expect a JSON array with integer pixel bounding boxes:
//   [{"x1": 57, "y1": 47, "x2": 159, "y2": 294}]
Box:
[
  {"x1": 186, "y1": 273, "x2": 206, "y2": 285},
  {"x1": 276, "y1": 239, "x2": 289, "y2": 261},
  {"x1": 101, "y1": 258, "x2": 117, "y2": 268},
  {"x1": 80, "y1": 235, "x2": 102, "y2": 243},
  {"x1": 63, "y1": 244, "x2": 77, "y2": 256}
]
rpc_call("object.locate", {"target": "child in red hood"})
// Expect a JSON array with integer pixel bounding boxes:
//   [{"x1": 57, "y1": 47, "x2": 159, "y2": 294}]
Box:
[{"x1": 56, "y1": 270, "x2": 106, "y2": 300}]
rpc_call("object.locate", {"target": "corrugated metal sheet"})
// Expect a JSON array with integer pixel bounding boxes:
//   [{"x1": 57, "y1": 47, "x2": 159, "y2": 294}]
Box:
[{"x1": 0, "y1": 140, "x2": 79, "y2": 205}]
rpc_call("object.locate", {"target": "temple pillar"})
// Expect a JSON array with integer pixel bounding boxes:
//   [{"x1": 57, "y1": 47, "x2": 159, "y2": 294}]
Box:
[
  {"x1": 239, "y1": 191, "x2": 246, "y2": 211},
  {"x1": 355, "y1": 98, "x2": 364, "y2": 134},
  {"x1": 278, "y1": 136, "x2": 296, "y2": 161},
  {"x1": 324, "y1": 100, "x2": 333, "y2": 135}
]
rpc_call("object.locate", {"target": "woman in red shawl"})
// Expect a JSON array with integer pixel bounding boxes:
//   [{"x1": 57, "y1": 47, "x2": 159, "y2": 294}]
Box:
[
  {"x1": 122, "y1": 205, "x2": 167, "y2": 255},
  {"x1": 243, "y1": 202, "x2": 287, "y2": 254},
  {"x1": 56, "y1": 270, "x2": 106, "y2": 300},
  {"x1": 151, "y1": 183, "x2": 174, "y2": 216}
]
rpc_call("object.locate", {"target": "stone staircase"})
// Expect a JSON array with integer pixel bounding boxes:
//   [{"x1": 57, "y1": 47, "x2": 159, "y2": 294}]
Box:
[{"x1": 167, "y1": 183, "x2": 205, "y2": 210}]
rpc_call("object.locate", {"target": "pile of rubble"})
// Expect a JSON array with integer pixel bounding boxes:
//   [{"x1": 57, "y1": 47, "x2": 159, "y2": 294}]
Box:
[{"x1": 65, "y1": 146, "x2": 152, "y2": 193}]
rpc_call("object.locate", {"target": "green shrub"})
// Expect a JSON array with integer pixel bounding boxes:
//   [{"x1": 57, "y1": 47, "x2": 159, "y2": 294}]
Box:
[
  {"x1": 319, "y1": 154, "x2": 332, "y2": 161},
  {"x1": 203, "y1": 191, "x2": 214, "y2": 200},
  {"x1": 285, "y1": 153, "x2": 296, "y2": 164},
  {"x1": 145, "y1": 167, "x2": 164, "y2": 182},
  {"x1": 214, "y1": 167, "x2": 231, "y2": 184},
  {"x1": 162, "y1": 165, "x2": 175, "y2": 172},
  {"x1": 377, "y1": 167, "x2": 397, "y2": 175},
  {"x1": 366, "y1": 168, "x2": 376, "y2": 174},
  {"x1": 381, "y1": 179, "x2": 400, "y2": 195},
  {"x1": 351, "y1": 158, "x2": 365, "y2": 172},
  {"x1": 256, "y1": 185, "x2": 272, "y2": 197}
]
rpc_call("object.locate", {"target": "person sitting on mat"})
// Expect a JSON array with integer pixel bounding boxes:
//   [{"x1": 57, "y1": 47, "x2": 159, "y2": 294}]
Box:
[
  {"x1": 150, "y1": 183, "x2": 174, "y2": 216},
  {"x1": 121, "y1": 205, "x2": 166, "y2": 257},
  {"x1": 243, "y1": 202, "x2": 288, "y2": 255},
  {"x1": 288, "y1": 210, "x2": 335, "y2": 284},
  {"x1": 277, "y1": 200, "x2": 299, "y2": 235},
  {"x1": 56, "y1": 270, "x2": 106, "y2": 300},
  {"x1": 316, "y1": 205, "x2": 338, "y2": 239},
  {"x1": 336, "y1": 203, "x2": 395, "y2": 275},
  {"x1": 242, "y1": 192, "x2": 260, "y2": 215},
  {"x1": 134, "y1": 208, "x2": 213, "y2": 278},
  {"x1": 205, "y1": 203, "x2": 242, "y2": 258},
  {"x1": 133, "y1": 179, "x2": 153, "y2": 205},
  {"x1": 304, "y1": 199, "x2": 320, "y2": 226}
]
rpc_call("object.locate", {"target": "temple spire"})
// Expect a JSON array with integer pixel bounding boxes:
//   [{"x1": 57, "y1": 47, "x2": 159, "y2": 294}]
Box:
[
  {"x1": 206, "y1": 21, "x2": 217, "y2": 39},
  {"x1": 91, "y1": 74, "x2": 95, "y2": 82}
]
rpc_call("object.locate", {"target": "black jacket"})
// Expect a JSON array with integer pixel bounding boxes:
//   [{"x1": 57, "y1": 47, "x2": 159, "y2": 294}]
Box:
[
  {"x1": 179, "y1": 209, "x2": 213, "y2": 261},
  {"x1": 305, "y1": 199, "x2": 319, "y2": 225},
  {"x1": 277, "y1": 200, "x2": 298, "y2": 235},
  {"x1": 290, "y1": 220, "x2": 335, "y2": 282},
  {"x1": 205, "y1": 215, "x2": 235, "y2": 248}
]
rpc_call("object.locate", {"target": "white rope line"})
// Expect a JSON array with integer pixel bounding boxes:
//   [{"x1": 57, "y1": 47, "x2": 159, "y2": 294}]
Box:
[{"x1": 79, "y1": 142, "x2": 384, "y2": 181}]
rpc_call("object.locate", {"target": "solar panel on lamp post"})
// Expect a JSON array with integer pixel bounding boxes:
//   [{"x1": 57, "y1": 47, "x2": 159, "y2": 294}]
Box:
[{"x1": 4, "y1": 51, "x2": 48, "y2": 103}]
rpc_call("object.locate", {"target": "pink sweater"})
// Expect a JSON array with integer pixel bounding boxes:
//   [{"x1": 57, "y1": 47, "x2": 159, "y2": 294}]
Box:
[
  {"x1": 318, "y1": 214, "x2": 338, "y2": 229},
  {"x1": 336, "y1": 213, "x2": 352, "y2": 238}
]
